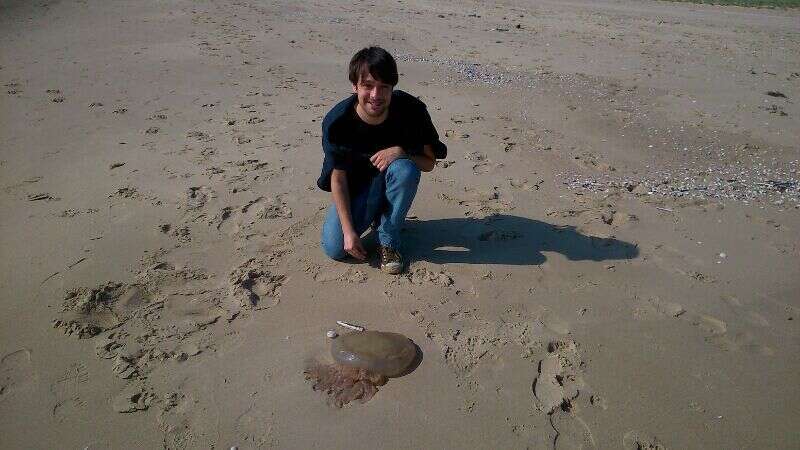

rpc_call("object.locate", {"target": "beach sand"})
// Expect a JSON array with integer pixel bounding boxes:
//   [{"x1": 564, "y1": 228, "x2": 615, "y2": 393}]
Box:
[{"x1": 1, "y1": 0, "x2": 798, "y2": 448}]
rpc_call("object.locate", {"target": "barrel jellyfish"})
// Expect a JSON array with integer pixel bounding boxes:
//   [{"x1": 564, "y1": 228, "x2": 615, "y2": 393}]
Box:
[{"x1": 305, "y1": 331, "x2": 418, "y2": 407}]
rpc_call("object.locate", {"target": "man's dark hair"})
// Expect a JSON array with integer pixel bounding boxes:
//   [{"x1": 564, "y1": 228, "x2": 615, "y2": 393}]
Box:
[{"x1": 348, "y1": 47, "x2": 398, "y2": 86}]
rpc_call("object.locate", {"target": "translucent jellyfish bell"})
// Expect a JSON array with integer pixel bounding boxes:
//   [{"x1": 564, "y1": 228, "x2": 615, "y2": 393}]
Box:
[{"x1": 331, "y1": 331, "x2": 416, "y2": 377}]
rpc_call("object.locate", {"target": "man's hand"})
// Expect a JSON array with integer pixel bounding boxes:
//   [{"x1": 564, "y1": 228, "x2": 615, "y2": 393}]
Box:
[
  {"x1": 343, "y1": 230, "x2": 367, "y2": 260},
  {"x1": 370, "y1": 146, "x2": 405, "y2": 172}
]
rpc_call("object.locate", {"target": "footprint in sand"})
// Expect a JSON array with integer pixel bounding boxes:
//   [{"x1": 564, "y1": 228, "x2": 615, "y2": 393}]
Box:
[
  {"x1": 473, "y1": 162, "x2": 504, "y2": 175},
  {"x1": 532, "y1": 338, "x2": 597, "y2": 450},
  {"x1": 0, "y1": 348, "x2": 36, "y2": 401},
  {"x1": 534, "y1": 353, "x2": 568, "y2": 415},
  {"x1": 215, "y1": 196, "x2": 292, "y2": 235},
  {"x1": 227, "y1": 260, "x2": 285, "y2": 311},
  {"x1": 533, "y1": 339, "x2": 584, "y2": 415},
  {"x1": 541, "y1": 312, "x2": 571, "y2": 336},
  {"x1": 647, "y1": 297, "x2": 686, "y2": 318},
  {"x1": 50, "y1": 362, "x2": 89, "y2": 423},
  {"x1": 235, "y1": 402, "x2": 276, "y2": 448},
  {"x1": 688, "y1": 313, "x2": 727, "y2": 336},
  {"x1": 112, "y1": 383, "x2": 155, "y2": 413},
  {"x1": 622, "y1": 430, "x2": 666, "y2": 450},
  {"x1": 644, "y1": 298, "x2": 773, "y2": 355},
  {"x1": 184, "y1": 186, "x2": 214, "y2": 210},
  {"x1": 509, "y1": 177, "x2": 542, "y2": 191},
  {"x1": 708, "y1": 330, "x2": 775, "y2": 356},
  {"x1": 313, "y1": 267, "x2": 368, "y2": 284},
  {"x1": 551, "y1": 411, "x2": 596, "y2": 450}
]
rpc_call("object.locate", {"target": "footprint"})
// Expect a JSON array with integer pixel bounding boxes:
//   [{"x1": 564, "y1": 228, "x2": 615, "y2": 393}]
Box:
[
  {"x1": 509, "y1": 178, "x2": 542, "y2": 191},
  {"x1": 313, "y1": 267, "x2": 367, "y2": 284},
  {"x1": 235, "y1": 402, "x2": 275, "y2": 448},
  {"x1": 112, "y1": 383, "x2": 155, "y2": 413},
  {"x1": 533, "y1": 339, "x2": 583, "y2": 414},
  {"x1": 472, "y1": 162, "x2": 504, "y2": 175},
  {"x1": 215, "y1": 197, "x2": 292, "y2": 235},
  {"x1": 464, "y1": 151, "x2": 486, "y2": 161},
  {"x1": 533, "y1": 354, "x2": 566, "y2": 414},
  {"x1": 472, "y1": 162, "x2": 492, "y2": 174},
  {"x1": 687, "y1": 313, "x2": 727, "y2": 336},
  {"x1": 184, "y1": 186, "x2": 214, "y2": 210},
  {"x1": 50, "y1": 362, "x2": 89, "y2": 423},
  {"x1": 541, "y1": 313, "x2": 571, "y2": 336},
  {"x1": 228, "y1": 260, "x2": 285, "y2": 311},
  {"x1": 707, "y1": 331, "x2": 774, "y2": 356},
  {"x1": 647, "y1": 297, "x2": 685, "y2": 318},
  {"x1": 646, "y1": 298, "x2": 771, "y2": 355},
  {"x1": 242, "y1": 196, "x2": 292, "y2": 222},
  {"x1": 52, "y1": 398, "x2": 88, "y2": 423},
  {"x1": 622, "y1": 431, "x2": 666, "y2": 450},
  {"x1": 551, "y1": 411, "x2": 596, "y2": 450},
  {"x1": 0, "y1": 348, "x2": 36, "y2": 400}
]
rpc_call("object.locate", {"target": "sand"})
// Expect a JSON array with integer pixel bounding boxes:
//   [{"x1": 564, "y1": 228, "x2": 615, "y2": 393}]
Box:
[{"x1": 1, "y1": 0, "x2": 799, "y2": 448}]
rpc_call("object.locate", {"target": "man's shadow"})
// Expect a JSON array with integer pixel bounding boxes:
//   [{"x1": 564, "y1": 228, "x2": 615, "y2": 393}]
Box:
[{"x1": 401, "y1": 214, "x2": 639, "y2": 265}]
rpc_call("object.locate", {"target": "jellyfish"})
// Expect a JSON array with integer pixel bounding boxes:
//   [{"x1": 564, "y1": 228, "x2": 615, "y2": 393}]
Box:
[{"x1": 304, "y1": 331, "x2": 418, "y2": 407}]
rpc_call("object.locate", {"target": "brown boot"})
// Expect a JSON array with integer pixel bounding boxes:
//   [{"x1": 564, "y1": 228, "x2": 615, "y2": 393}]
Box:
[{"x1": 379, "y1": 245, "x2": 404, "y2": 275}]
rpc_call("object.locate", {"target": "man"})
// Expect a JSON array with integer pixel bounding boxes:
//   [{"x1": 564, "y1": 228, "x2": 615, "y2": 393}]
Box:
[{"x1": 317, "y1": 47, "x2": 447, "y2": 274}]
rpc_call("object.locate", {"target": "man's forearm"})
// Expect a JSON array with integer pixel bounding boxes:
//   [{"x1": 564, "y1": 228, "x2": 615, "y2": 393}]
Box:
[
  {"x1": 410, "y1": 144, "x2": 436, "y2": 172},
  {"x1": 409, "y1": 154, "x2": 435, "y2": 172},
  {"x1": 331, "y1": 170, "x2": 356, "y2": 235}
]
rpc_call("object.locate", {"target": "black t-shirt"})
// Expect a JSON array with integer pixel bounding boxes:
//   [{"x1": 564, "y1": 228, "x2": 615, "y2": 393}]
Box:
[
  {"x1": 332, "y1": 107, "x2": 407, "y2": 193},
  {"x1": 317, "y1": 90, "x2": 447, "y2": 193}
]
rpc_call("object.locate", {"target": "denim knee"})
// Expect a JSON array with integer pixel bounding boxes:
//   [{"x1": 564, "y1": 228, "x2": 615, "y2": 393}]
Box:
[
  {"x1": 386, "y1": 158, "x2": 421, "y2": 185},
  {"x1": 321, "y1": 209, "x2": 348, "y2": 260},
  {"x1": 321, "y1": 232, "x2": 347, "y2": 260}
]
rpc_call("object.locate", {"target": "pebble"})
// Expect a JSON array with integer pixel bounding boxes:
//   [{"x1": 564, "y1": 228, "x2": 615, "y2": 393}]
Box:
[{"x1": 327, "y1": 330, "x2": 338, "y2": 339}]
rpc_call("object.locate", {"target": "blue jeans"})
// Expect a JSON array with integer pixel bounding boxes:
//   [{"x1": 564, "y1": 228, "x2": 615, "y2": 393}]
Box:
[{"x1": 321, "y1": 158, "x2": 421, "y2": 260}]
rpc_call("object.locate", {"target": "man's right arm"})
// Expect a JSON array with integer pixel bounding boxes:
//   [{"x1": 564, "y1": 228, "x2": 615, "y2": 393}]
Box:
[{"x1": 331, "y1": 169, "x2": 367, "y2": 260}]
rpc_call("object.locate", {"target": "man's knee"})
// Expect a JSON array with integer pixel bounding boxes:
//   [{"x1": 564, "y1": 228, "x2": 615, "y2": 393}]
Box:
[
  {"x1": 321, "y1": 237, "x2": 348, "y2": 260},
  {"x1": 386, "y1": 158, "x2": 421, "y2": 185},
  {"x1": 321, "y1": 208, "x2": 348, "y2": 260}
]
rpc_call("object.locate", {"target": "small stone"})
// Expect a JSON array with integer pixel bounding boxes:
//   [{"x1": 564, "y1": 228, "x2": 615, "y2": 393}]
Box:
[
  {"x1": 719, "y1": 252, "x2": 727, "y2": 258},
  {"x1": 327, "y1": 330, "x2": 338, "y2": 339}
]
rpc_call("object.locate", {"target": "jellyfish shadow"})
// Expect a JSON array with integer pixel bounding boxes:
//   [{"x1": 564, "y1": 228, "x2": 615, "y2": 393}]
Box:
[{"x1": 403, "y1": 214, "x2": 639, "y2": 266}]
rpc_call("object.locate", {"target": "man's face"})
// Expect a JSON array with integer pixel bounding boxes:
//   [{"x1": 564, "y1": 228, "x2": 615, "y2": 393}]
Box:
[{"x1": 352, "y1": 72, "x2": 392, "y2": 119}]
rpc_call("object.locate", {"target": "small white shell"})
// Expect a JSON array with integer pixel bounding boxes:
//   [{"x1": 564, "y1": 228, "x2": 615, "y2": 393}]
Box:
[{"x1": 326, "y1": 330, "x2": 338, "y2": 339}]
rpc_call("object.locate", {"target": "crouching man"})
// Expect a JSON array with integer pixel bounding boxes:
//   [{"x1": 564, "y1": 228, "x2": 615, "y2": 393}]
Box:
[{"x1": 317, "y1": 47, "x2": 447, "y2": 274}]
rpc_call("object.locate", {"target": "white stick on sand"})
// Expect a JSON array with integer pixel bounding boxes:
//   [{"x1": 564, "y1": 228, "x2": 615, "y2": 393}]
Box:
[{"x1": 336, "y1": 321, "x2": 365, "y2": 332}]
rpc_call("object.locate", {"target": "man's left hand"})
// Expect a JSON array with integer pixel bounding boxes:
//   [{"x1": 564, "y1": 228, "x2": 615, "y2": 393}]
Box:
[{"x1": 370, "y1": 146, "x2": 405, "y2": 172}]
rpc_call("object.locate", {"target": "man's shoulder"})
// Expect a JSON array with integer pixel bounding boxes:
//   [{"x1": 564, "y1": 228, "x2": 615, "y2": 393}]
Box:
[
  {"x1": 323, "y1": 94, "x2": 356, "y2": 129},
  {"x1": 391, "y1": 89, "x2": 427, "y2": 111}
]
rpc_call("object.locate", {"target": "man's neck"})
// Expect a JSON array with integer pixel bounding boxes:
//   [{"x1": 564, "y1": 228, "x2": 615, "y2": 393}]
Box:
[{"x1": 354, "y1": 103, "x2": 389, "y2": 125}]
